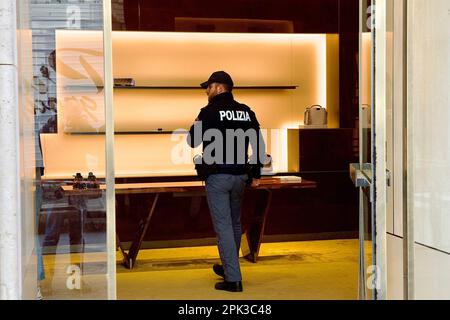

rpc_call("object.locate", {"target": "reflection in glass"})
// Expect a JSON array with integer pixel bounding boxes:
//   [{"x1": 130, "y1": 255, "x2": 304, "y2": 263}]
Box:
[
  {"x1": 23, "y1": 0, "x2": 110, "y2": 299},
  {"x1": 359, "y1": 0, "x2": 374, "y2": 300}
]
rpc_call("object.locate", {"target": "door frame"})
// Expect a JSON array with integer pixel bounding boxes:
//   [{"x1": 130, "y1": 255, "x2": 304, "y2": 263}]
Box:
[
  {"x1": 357, "y1": 0, "x2": 388, "y2": 300},
  {"x1": 373, "y1": 0, "x2": 388, "y2": 300},
  {"x1": 102, "y1": 0, "x2": 117, "y2": 300}
]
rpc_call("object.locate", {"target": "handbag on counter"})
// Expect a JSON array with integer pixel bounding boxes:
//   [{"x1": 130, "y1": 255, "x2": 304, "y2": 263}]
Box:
[{"x1": 304, "y1": 105, "x2": 328, "y2": 126}]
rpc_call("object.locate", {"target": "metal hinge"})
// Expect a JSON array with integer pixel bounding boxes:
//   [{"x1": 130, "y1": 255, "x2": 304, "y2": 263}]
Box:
[{"x1": 386, "y1": 169, "x2": 392, "y2": 187}]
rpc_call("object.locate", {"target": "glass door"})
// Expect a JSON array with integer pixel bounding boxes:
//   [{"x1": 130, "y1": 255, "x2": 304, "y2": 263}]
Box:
[
  {"x1": 358, "y1": 0, "x2": 375, "y2": 299},
  {"x1": 351, "y1": 0, "x2": 387, "y2": 300},
  {"x1": 15, "y1": 0, "x2": 115, "y2": 299},
  {"x1": 359, "y1": 0, "x2": 375, "y2": 300}
]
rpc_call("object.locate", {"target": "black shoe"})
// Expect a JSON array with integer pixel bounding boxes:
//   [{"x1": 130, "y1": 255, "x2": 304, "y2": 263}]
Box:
[
  {"x1": 215, "y1": 281, "x2": 243, "y2": 292},
  {"x1": 213, "y1": 264, "x2": 225, "y2": 278}
]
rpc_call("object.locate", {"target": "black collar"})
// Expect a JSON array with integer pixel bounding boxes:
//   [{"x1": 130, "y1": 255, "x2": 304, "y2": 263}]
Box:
[{"x1": 210, "y1": 91, "x2": 234, "y2": 103}]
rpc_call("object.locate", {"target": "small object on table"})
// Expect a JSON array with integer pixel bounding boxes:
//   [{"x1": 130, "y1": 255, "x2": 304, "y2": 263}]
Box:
[
  {"x1": 273, "y1": 175, "x2": 302, "y2": 182},
  {"x1": 86, "y1": 172, "x2": 100, "y2": 189},
  {"x1": 114, "y1": 78, "x2": 135, "y2": 87},
  {"x1": 73, "y1": 172, "x2": 86, "y2": 189},
  {"x1": 261, "y1": 154, "x2": 275, "y2": 176}
]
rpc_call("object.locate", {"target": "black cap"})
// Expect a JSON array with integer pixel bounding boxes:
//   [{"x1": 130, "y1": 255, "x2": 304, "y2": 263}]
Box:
[{"x1": 200, "y1": 71, "x2": 234, "y2": 89}]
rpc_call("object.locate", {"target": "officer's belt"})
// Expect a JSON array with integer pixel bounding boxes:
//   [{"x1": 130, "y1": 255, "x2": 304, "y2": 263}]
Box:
[{"x1": 215, "y1": 164, "x2": 247, "y2": 175}]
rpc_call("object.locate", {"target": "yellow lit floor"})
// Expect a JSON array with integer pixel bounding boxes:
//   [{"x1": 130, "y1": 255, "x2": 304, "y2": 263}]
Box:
[
  {"x1": 40, "y1": 239, "x2": 371, "y2": 300},
  {"x1": 117, "y1": 239, "x2": 370, "y2": 300}
]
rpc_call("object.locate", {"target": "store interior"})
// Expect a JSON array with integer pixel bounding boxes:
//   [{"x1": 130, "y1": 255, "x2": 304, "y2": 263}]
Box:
[{"x1": 36, "y1": 0, "x2": 371, "y2": 299}]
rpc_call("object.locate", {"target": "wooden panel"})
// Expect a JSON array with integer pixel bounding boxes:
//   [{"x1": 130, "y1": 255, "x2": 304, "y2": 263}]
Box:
[
  {"x1": 264, "y1": 172, "x2": 358, "y2": 235},
  {"x1": 298, "y1": 128, "x2": 357, "y2": 172},
  {"x1": 123, "y1": 0, "x2": 340, "y2": 33},
  {"x1": 338, "y1": 0, "x2": 359, "y2": 128}
]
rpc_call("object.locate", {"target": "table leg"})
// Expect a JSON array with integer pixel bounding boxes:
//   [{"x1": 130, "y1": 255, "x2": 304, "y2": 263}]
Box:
[
  {"x1": 189, "y1": 196, "x2": 202, "y2": 219},
  {"x1": 125, "y1": 193, "x2": 160, "y2": 269},
  {"x1": 241, "y1": 189, "x2": 273, "y2": 263},
  {"x1": 116, "y1": 234, "x2": 130, "y2": 269}
]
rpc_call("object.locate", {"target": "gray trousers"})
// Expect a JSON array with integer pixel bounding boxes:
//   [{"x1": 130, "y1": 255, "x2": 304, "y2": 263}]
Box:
[{"x1": 205, "y1": 173, "x2": 247, "y2": 282}]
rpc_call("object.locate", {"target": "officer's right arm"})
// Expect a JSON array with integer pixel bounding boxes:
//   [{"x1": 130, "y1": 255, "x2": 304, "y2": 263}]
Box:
[{"x1": 248, "y1": 110, "x2": 266, "y2": 179}]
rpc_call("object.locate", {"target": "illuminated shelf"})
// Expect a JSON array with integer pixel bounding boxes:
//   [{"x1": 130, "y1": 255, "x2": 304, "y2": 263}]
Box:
[
  {"x1": 64, "y1": 85, "x2": 299, "y2": 91},
  {"x1": 69, "y1": 130, "x2": 188, "y2": 135},
  {"x1": 113, "y1": 85, "x2": 299, "y2": 89}
]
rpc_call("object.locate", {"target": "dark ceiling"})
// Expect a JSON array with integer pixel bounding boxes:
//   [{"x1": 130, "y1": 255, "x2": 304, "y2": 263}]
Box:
[{"x1": 121, "y1": 0, "x2": 358, "y2": 33}]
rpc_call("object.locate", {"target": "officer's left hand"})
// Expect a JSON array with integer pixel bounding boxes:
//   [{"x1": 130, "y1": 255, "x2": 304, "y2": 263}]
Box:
[{"x1": 251, "y1": 179, "x2": 260, "y2": 187}]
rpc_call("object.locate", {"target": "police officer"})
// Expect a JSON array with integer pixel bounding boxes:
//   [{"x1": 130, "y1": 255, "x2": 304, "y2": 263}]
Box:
[{"x1": 187, "y1": 71, "x2": 266, "y2": 292}]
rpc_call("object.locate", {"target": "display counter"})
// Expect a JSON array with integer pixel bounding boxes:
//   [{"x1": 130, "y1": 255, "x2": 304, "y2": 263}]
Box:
[{"x1": 61, "y1": 177, "x2": 317, "y2": 268}]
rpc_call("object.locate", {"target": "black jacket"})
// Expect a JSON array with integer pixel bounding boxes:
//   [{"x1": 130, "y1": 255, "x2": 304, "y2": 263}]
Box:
[{"x1": 187, "y1": 92, "x2": 265, "y2": 178}]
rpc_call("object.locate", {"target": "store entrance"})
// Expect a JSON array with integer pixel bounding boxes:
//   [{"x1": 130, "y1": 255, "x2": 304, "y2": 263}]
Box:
[
  {"x1": 23, "y1": 0, "x2": 388, "y2": 300},
  {"x1": 111, "y1": 0, "x2": 377, "y2": 300}
]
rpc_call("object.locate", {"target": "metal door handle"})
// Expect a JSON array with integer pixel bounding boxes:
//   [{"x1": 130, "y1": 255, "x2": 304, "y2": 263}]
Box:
[{"x1": 349, "y1": 163, "x2": 372, "y2": 188}]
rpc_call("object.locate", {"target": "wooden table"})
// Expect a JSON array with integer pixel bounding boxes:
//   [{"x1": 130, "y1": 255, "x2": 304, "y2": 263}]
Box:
[{"x1": 62, "y1": 177, "x2": 316, "y2": 269}]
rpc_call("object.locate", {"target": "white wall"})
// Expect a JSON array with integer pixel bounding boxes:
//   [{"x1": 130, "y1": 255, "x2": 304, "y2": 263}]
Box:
[
  {"x1": 386, "y1": 0, "x2": 450, "y2": 300},
  {"x1": 408, "y1": 0, "x2": 450, "y2": 299},
  {"x1": 0, "y1": 0, "x2": 20, "y2": 300},
  {"x1": 387, "y1": 234, "x2": 403, "y2": 300}
]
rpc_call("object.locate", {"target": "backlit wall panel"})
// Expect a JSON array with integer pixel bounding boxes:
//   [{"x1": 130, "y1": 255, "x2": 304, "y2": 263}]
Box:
[{"x1": 41, "y1": 30, "x2": 336, "y2": 178}]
